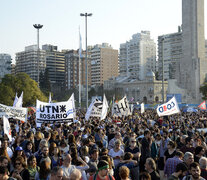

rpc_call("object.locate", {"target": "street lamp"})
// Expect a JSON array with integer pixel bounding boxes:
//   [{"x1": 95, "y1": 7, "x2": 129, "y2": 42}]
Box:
[
  {"x1": 33, "y1": 24, "x2": 43, "y2": 86},
  {"x1": 80, "y1": 13, "x2": 92, "y2": 109},
  {"x1": 161, "y1": 37, "x2": 165, "y2": 103}
]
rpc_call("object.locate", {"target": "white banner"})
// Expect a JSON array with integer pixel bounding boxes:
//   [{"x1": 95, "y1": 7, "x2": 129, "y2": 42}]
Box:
[
  {"x1": 141, "y1": 103, "x2": 145, "y2": 114},
  {"x1": 112, "y1": 96, "x2": 131, "y2": 117},
  {"x1": 3, "y1": 116, "x2": 12, "y2": 141},
  {"x1": 101, "y1": 94, "x2": 109, "y2": 120},
  {"x1": 156, "y1": 97, "x2": 180, "y2": 116},
  {"x1": 36, "y1": 99, "x2": 74, "y2": 127},
  {"x1": 0, "y1": 103, "x2": 27, "y2": 122}
]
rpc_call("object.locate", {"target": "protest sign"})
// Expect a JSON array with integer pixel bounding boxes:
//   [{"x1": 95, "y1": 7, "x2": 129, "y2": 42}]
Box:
[
  {"x1": 36, "y1": 99, "x2": 74, "y2": 127},
  {"x1": 0, "y1": 103, "x2": 27, "y2": 122}
]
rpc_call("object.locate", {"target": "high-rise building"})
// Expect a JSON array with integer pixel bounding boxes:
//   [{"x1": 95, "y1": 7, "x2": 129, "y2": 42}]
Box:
[
  {"x1": 0, "y1": 54, "x2": 12, "y2": 81},
  {"x1": 119, "y1": 31, "x2": 156, "y2": 80},
  {"x1": 15, "y1": 45, "x2": 46, "y2": 82},
  {"x1": 179, "y1": 0, "x2": 207, "y2": 102},
  {"x1": 158, "y1": 30, "x2": 182, "y2": 80},
  {"x1": 42, "y1": 44, "x2": 65, "y2": 91},
  {"x1": 65, "y1": 49, "x2": 91, "y2": 90},
  {"x1": 89, "y1": 43, "x2": 119, "y2": 86}
]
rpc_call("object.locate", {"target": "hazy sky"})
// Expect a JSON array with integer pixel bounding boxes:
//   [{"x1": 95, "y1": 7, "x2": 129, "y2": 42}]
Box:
[{"x1": 0, "y1": 0, "x2": 206, "y2": 63}]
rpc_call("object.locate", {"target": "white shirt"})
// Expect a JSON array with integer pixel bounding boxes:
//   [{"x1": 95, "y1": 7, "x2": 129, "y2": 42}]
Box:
[{"x1": 108, "y1": 148, "x2": 124, "y2": 167}]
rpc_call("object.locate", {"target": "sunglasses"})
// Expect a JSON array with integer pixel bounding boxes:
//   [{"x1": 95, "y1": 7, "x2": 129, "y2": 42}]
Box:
[{"x1": 15, "y1": 163, "x2": 21, "y2": 166}]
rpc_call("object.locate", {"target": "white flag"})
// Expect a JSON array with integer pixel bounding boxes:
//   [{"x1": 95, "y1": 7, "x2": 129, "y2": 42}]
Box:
[
  {"x1": 112, "y1": 96, "x2": 131, "y2": 117},
  {"x1": 156, "y1": 97, "x2": 180, "y2": 116},
  {"x1": 3, "y1": 116, "x2": 12, "y2": 141},
  {"x1": 15, "y1": 91, "x2": 23, "y2": 108},
  {"x1": 141, "y1": 103, "x2": 145, "y2": 114},
  {"x1": 85, "y1": 100, "x2": 95, "y2": 121},
  {"x1": 13, "y1": 92, "x2": 19, "y2": 107},
  {"x1": 101, "y1": 94, "x2": 109, "y2": 120},
  {"x1": 69, "y1": 93, "x2": 76, "y2": 119},
  {"x1": 48, "y1": 92, "x2": 52, "y2": 103}
]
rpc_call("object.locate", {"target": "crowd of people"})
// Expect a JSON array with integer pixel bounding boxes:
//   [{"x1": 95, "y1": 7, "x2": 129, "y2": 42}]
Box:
[{"x1": 0, "y1": 108, "x2": 207, "y2": 180}]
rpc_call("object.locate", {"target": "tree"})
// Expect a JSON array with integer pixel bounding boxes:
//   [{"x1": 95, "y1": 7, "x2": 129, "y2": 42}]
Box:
[
  {"x1": 0, "y1": 73, "x2": 47, "y2": 106},
  {"x1": 200, "y1": 83, "x2": 207, "y2": 100}
]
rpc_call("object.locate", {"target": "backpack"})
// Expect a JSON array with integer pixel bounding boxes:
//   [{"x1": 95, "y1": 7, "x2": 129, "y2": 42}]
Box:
[{"x1": 93, "y1": 173, "x2": 113, "y2": 180}]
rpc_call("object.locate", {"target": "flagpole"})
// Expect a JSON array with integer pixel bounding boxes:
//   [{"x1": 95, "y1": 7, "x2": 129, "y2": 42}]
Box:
[{"x1": 79, "y1": 27, "x2": 82, "y2": 108}]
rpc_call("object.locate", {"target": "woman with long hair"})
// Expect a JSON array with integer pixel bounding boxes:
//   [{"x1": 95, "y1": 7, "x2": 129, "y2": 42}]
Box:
[
  {"x1": 24, "y1": 141, "x2": 34, "y2": 158},
  {"x1": 12, "y1": 156, "x2": 30, "y2": 180},
  {"x1": 51, "y1": 146, "x2": 62, "y2": 168},
  {"x1": 35, "y1": 159, "x2": 51, "y2": 180}
]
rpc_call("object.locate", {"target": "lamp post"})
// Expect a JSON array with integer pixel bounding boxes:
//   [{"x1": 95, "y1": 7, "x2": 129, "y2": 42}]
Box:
[
  {"x1": 80, "y1": 13, "x2": 92, "y2": 109},
  {"x1": 33, "y1": 24, "x2": 43, "y2": 87},
  {"x1": 161, "y1": 37, "x2": 165, "y2": 103}
]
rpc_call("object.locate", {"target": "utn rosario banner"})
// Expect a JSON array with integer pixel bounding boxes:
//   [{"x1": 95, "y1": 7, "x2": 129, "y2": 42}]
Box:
[
  {"x1": 156, "y1": 97, "x2": 180, "y2": 117},
  {"x1": 36, "y1": 99, "x2": 74, "y2": 127}
]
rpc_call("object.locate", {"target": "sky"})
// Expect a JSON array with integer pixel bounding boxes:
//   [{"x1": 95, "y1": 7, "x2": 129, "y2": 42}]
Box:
[{"x1": 0, "y1": 0, "x2": 206, "y2": 63}]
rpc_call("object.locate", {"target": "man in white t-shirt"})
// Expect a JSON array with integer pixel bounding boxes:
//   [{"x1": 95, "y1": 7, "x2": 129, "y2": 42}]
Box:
[{"x1": 61, "y1": 154, "x2": 76, "y2": 178}]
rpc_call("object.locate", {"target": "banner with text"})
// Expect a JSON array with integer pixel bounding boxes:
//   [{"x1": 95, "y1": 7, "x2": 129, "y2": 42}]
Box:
[
  {"x1": 0, "y1": 103, "x2": 27, "y2": 122},
  {"x1": 36, "y1": 99, "x2": 74, "y2": 127},
  {"x1": 156, "y1": 97, "x2": 180, "y2": 116}
]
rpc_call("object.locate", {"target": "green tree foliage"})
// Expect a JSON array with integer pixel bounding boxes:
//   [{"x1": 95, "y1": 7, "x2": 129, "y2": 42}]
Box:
[
  {"x1": 200, "y1": 83, "x2": 207, "y2": 100},
  {"x1": 0, "y1": 73, "x2": 47, "y2": 106}
]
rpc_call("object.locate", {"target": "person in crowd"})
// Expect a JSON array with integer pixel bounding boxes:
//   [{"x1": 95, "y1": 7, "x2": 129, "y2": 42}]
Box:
[
  {"x1": 158, "y1": 130, "x2": 170, "y2": 178},
  {"x1": 194, "y1": 146, "x2": 205, "y2": 163},
  {"x1": 164, "y1": 151, "x2": 184, "y2": 178},
  {"x1": 0, "y1": 166, "x2": 15, "y2": 180},
  {"x1": 183, "y1": 152, "x2": 194, "y2": 169},
  {"x1": 199, "y1": 157, "x2": 207, "y2": 180},
  {"x1": 27, "y1": 155, "x2": 39, "y2": 180},
  {"x1": 24, "y1": 141, "x2": 33, "y2": 158},
  {"x1": 87, "y1": 148, "x2": 99, "y2": 171},
  {"x1": 35, "y1": 158, "x2": 51, "y2": 180},
  {"x1": 61, "y1": 154, "x2": 76, "y2": 178},
  {"x1": 69, "y1": 169, "x2": 82, "y2": 180},
  {"x1": 182, "y1": 162, "x2": 205, "y2": 180},
  {"x1": 36, "y1": 146, "x2": 50, "y2": 166},
  {"x1": 125, "y1": 137, "x2": 140, "y2": 160},
  {"x1": 145, "y1": 158, "x2": 160, "y2": 180},
  {"x1": 139, "y1": 172, "x2": 151, "y2": 180},
  {"x1": 108, "y1": 139, "x2": 124, "y2": 168},
  {"x1": 12, "y1": 156, "x2": 30, "y2": 180},
  {"x1": 89, "y1": 160, "x2": 115, "y2": 180},
  {"x1": 50, "y1": 146, "x2": 62, "y2": 168},
  {"x1": 0, "y1": 156, "x2": 9, "y2": 169},
  {"x1": 34, "y1": 131, "x2": 43, "y2": 152},
  {"x1": 119, "y1": 166, "x2": 130, "y2": 180},
  {"x1": 49, "y1": 167, "x2": 63, "y2": 180},
  {"x1": 0, "y1": 137, "x2": 13, "y2": 160},
  {"x1": 20, "y1": 131, "x2": 34, "y2": 151},
  {"x1": 108, "y1": 132, "x2": 123, "y2": 150},
  {"x1": 167, "y1": 163, "x2": 188, "y2": 180},
  {"x1": 164, "y1": 140, "x2": 177, "y2": 164},
  {"x1": 180, "y1": 137, "x2": 195, "y2": 154},
  {"x1": 140, "y1": 130, "x2": 152, "y2": 172}
]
